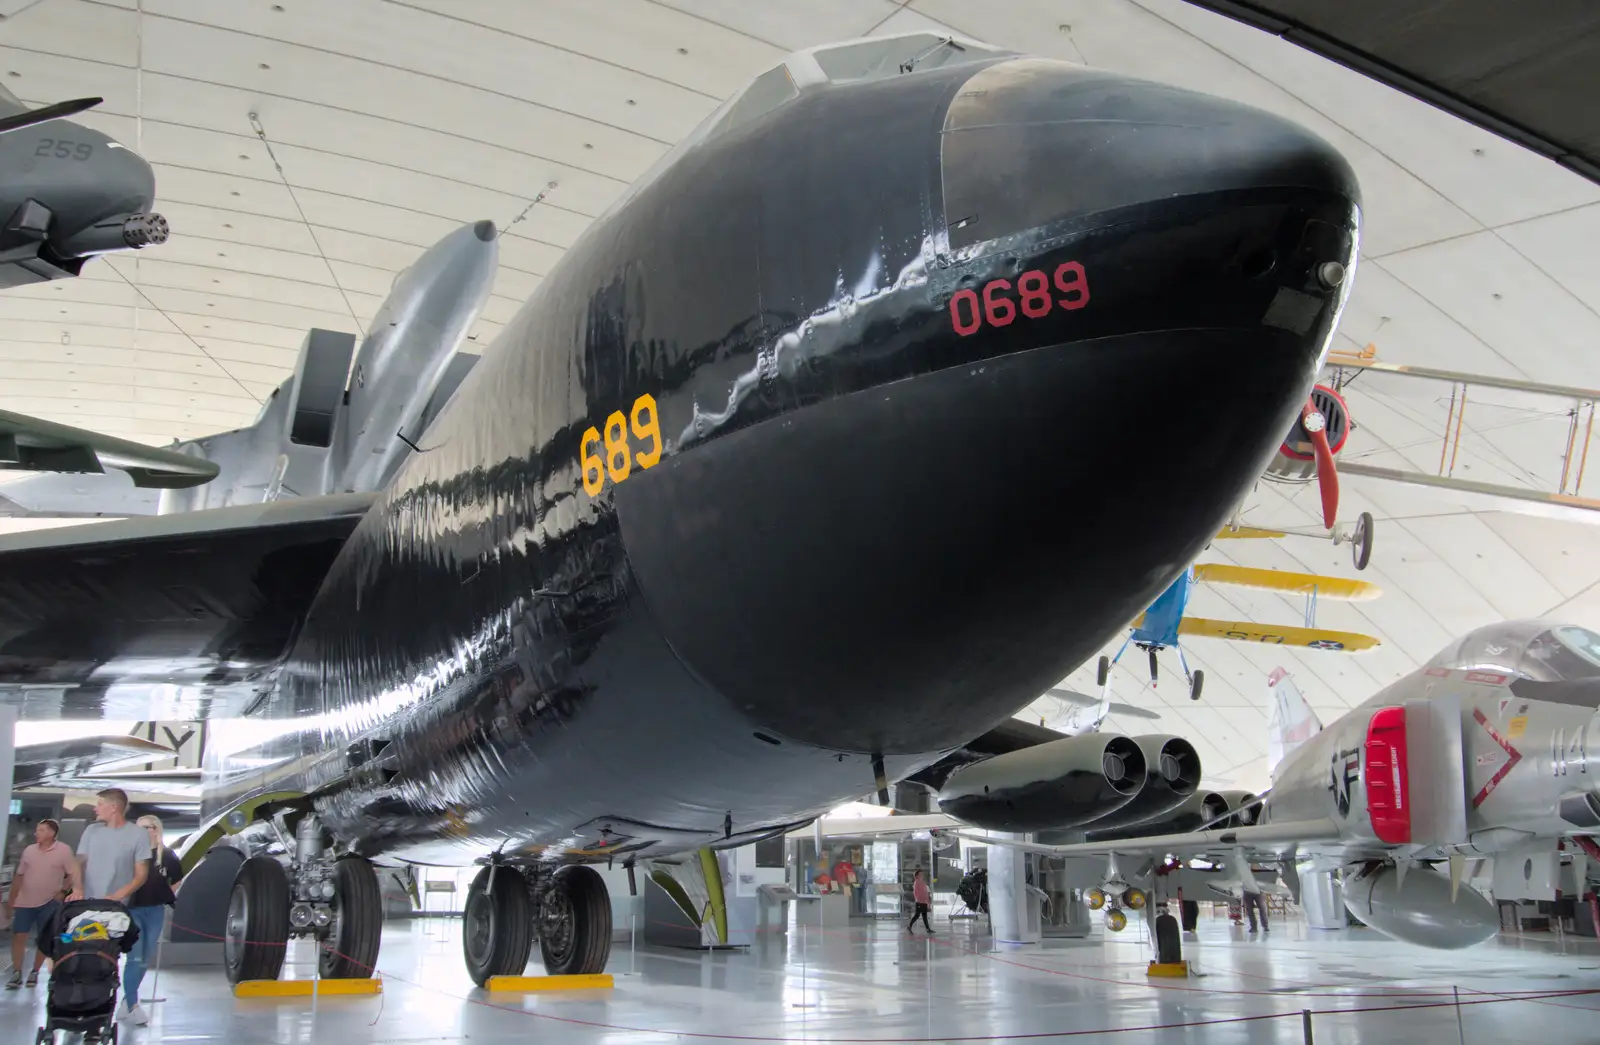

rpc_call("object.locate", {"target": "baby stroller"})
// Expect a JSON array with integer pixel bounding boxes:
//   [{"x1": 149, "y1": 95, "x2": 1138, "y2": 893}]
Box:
[{"x1": 33, "y1": 898, "x2": 140, "y2": 1045}]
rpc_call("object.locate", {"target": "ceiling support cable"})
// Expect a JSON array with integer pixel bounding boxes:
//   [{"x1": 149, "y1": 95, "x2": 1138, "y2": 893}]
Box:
[{"x1": 248, "y1": 111, "x2": 367, "y2": 340}]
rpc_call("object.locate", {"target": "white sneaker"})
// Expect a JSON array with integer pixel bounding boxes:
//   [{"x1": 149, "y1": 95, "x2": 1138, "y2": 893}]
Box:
[{"x1": 119, "y1": 1001, "x2": 149, "y2": 1026}]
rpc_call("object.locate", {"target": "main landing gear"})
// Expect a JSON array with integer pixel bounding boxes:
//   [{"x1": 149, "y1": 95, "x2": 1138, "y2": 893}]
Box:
[
  {"x1": 223, "y1": 814, "x2": 383, "y2": 984},
  {"x1": 462, "y1": 863, "x2": 612, "y2": 986}
]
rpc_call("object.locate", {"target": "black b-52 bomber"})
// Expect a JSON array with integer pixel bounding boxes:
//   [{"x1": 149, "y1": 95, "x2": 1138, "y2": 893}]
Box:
[{"x1": 0, "y1": 33, "x2": 1360, "y2": 986}]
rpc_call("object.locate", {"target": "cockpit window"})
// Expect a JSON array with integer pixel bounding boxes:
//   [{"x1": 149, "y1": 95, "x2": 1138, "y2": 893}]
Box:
[
  {"x1": 1425, "y1": 620, "x2": 1600, "y2": 682},
  {"x1": 1526, "y1": 626, "x2": 1600, "y2": 681},
  {"x1": 591, "y1": 32, "x2": 1013, "y2": 227},
  {"x1": 706, "y1": 64, "x2": 798, "y2": 140}
]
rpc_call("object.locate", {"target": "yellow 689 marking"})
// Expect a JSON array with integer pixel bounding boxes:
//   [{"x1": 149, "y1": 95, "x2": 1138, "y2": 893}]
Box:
[{"x1": 581, "y1": 392, "x2": 662, "y2": 496}]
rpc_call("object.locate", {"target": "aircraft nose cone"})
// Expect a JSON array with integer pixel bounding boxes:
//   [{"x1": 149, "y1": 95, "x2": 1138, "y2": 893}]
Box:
[{"x1": 940, "y1": 57, "x2": 1359, "y2": 251}]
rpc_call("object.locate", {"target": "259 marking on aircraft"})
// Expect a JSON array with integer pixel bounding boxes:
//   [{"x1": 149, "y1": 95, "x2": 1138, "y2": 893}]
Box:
[
  {"x1": 949, "y1": 261, "x2": 1090, "y2": 337},
  {"x1": 35, "y1": 138, "x2": 94, "y2": 160},
  {"x1": 580, "y1": 392, "x2": 663, "y2": 495}
]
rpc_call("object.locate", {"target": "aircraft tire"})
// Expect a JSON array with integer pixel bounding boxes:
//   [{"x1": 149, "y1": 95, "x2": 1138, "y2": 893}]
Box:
[
  {"x1": 463, "y1": 865, "x2": 532, "y2": 987},
  {"x1": 540, "y1": 865, "x2": 612, "y2": 976},
  {"x1": 1352, "y1": 511, "x2": 1374, "y2": 571},
  {"x1": 1097, "y1": 655, "x2": 1110, "y2": 688},
  {"x1": 223, "y1": 855, "x2": 291, "y2": 984},
  {"x1": 1190, "y1": 669, "x2": 1204, "y2": 701},
  {"x1": 319, "y1": 856, "x2": 382, "y2": 979}
]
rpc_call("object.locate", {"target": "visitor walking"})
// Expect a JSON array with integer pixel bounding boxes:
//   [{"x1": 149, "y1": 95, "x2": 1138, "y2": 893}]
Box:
[
  {"x1": 72, "y1": 788, "x2": 151, "y2": 1024},
  {"x1": 907, "y1": 869, "x2": 934, "y2": 934},
  {"x1": 122, "y1": 815, "x2": 183, "y2": 1023},
  {"x1": 4, "y1": 819, "x2": 81, "y2": 988}
]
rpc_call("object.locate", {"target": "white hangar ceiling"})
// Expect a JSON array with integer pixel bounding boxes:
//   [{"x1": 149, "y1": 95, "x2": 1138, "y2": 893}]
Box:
[{"x1": 1, "y1": 0, "x2": 1597, "y2": 790}]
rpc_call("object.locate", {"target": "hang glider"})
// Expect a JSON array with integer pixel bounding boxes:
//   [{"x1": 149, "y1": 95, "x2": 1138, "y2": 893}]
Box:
[{"x1": 0, "y1": 409, "x2": 219, "y2": 490}]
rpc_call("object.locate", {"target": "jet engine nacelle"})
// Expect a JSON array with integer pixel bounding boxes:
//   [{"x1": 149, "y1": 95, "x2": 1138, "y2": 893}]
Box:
[
  {"x1": 937, "y1": 732, "x2": 1146, "y2": 832},
  {"x1": 1215, "y1": 790, "x2": 1261, "y2": 828},
  {"x1": 1342, "y1": 863, "x2": 1498, "y2": 950},
  {"x1": 1085, "y1": 789, "x2": 1225, "y2": 840},
  {"x1": 1069, "y1": 735, "x2": 1201, "y2": 832}
]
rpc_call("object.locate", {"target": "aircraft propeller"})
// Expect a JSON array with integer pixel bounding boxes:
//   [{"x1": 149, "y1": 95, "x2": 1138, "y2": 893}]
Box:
[
  {"x1": 0, "y1": 97, "x2": 103, "y2": 136},
  {"x1": 1302, "y1": 395, "x2": 1339, "y2": 530}
]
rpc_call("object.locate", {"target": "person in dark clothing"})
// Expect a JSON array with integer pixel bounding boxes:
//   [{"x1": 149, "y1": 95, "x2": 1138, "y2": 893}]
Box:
[
  {"x1": 120, "y1": 815, "x2": 183, "y2": 1025},
  {"x1": 1243, "y1": 889, "x2": 1269, "y2": 933},
  {"x1": 1180, "y1": 898, "x2": 1200, "y2": 933}
]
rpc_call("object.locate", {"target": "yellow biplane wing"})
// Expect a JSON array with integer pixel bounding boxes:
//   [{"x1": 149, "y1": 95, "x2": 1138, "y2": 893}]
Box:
[
  {"x1": 1213, "y1": 526, "x2": 1286, "y2": 539},
  {"x1": 1192, "y1": 563, "x2": 1381, "y2": 601},
  {"x1": 1177, "y1": 617, "x2": 1380, "y2": 652}
]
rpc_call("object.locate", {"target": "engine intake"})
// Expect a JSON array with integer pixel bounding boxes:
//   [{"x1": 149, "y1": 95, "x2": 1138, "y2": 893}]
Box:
[{"x1": 1073, "y1": 735, "x2": 1201, "y2": 832}]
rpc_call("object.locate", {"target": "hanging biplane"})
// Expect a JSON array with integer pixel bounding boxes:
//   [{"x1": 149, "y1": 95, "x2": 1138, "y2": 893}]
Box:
[{"x1": 1098, "y1": 561, "x2": 1381, "y2": 701}]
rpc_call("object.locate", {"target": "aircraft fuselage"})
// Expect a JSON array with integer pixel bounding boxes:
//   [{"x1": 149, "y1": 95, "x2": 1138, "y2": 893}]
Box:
[{"x1": 205, "y1": 52, "x2": 1360, "y2": 866}]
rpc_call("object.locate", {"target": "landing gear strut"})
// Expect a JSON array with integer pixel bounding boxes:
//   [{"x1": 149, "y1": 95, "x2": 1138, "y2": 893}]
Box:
[
  {"x1": 221, "y1": 813, "x2": 383, "y2": 985},
  {"x1": 462, "y1": 862, "x2": 613, "y2": 986}
]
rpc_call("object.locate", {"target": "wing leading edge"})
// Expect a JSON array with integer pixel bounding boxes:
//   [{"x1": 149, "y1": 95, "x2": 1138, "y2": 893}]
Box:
[
  {"x1": 0, "y1": 493, "x2": 374, "y2": 720},
  {"x1": 954, "y1": 818, "x2": 1342, "y2": 860}
]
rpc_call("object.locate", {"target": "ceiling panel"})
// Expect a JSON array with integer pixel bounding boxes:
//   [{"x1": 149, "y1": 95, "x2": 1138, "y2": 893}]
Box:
[{"x1": 398, "y1": 0, "x2": 783, "y2": 98}]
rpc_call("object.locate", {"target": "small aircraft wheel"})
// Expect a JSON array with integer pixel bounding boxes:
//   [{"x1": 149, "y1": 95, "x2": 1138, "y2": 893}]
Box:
[
  {"x1": 1147, "y1": 647, "x2": 1160, "y2": 685},
  {"x1": 1123, "y1": 887, "x2": 1147, "y2": 910},
  {"x1": 1086, "y1": 887, "x2": 1107, "y2": 911},
  {"x1": 1190, "y1": 669, "x2": 1204, "y2": 702},
  {"x1": 1352, "y1": 511, "x2": 1374, "y2": 571},
  {"x1": 1097, "y1": 655, "x2": 1110, "y2": 688},
  {"x1": 1105, "y1": 907, "x2": 1128, "y2": 932}
]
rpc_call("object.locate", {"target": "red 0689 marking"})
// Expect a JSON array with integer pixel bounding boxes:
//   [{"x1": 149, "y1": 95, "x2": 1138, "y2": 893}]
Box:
[{"x1": 949, "y1": 262, "x2": 1090, "y2": 337}]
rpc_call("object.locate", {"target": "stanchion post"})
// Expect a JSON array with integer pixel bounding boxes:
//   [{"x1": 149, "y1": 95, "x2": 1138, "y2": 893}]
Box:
[
  {"x1": 630, "y1": 913, "x2": 637, "y2": 976},
  {"x1": 1301, "y1": 1008, "x2": 1314, "y2": 1045},
  {"x1": 146, "y1": 906, "x2": 168, "y2": 1006},
  {"x1": 1454, "y1": 985, "x2": 1466, "y2": 1045}
]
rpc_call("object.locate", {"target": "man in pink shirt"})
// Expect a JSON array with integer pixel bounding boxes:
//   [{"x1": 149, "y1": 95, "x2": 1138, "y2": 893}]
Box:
[{"x1": 5, "y1": 819, "x2": 82, "y2": 988}]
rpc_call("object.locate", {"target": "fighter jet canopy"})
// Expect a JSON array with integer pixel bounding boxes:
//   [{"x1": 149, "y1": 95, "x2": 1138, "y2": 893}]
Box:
[{"x1": 1426, "y1": 620, "x2": 1600, "y2": 682}]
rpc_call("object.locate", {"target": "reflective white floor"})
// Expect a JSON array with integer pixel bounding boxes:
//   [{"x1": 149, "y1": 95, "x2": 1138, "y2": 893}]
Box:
[{"x1": 9, "y1": 910, "x2": 1600, "y2": 1043}]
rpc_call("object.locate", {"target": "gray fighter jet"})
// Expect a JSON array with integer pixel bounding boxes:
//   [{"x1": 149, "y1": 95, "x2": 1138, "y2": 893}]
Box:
[
  {"x1": 0, "y1": 220, "x2": 499, "y2": 514},
  {"x1": 961, "y1": 619, "x2": 1600, "y2": 950},
  {"x1": 0, "y1": 89, "x2": 167, "y2": 288}
]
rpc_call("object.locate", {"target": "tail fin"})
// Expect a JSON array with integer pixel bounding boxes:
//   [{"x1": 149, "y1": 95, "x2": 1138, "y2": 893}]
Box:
[{"x1": 1266, "y1": 668, "x2": 1323, "y2": 779}]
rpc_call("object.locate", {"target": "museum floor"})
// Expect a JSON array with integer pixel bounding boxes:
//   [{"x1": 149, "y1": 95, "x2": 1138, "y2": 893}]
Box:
[{"x1": 8, "y1": 910, "x2": 1600, "y2": 1042}]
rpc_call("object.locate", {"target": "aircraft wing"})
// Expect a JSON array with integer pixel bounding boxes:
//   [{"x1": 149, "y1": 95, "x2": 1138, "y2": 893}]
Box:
[
  {"x1": 0, "y1": 409, "x2": 220, "y2": 489},
  {"x1": 19, "y1": 768, "x2": 204, "y2": 799},
  {"x1": 1183, "y1": 2, "x2": 1599, "y2": 186},
  {"x1": 0, "y1": 493, "x2": 375, "y2": 719},
  {"x1": 1177, "y1": 617, "x2": 1380, "y2": 652},
  {"x1": 954, "y1": 818, "x2": 1342, "y2": 860}
]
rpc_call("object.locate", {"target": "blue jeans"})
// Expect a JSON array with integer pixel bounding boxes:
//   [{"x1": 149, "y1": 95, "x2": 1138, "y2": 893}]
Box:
[{"x1": 124, "y1": 906, "x2": 167, "y2": 1006}]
